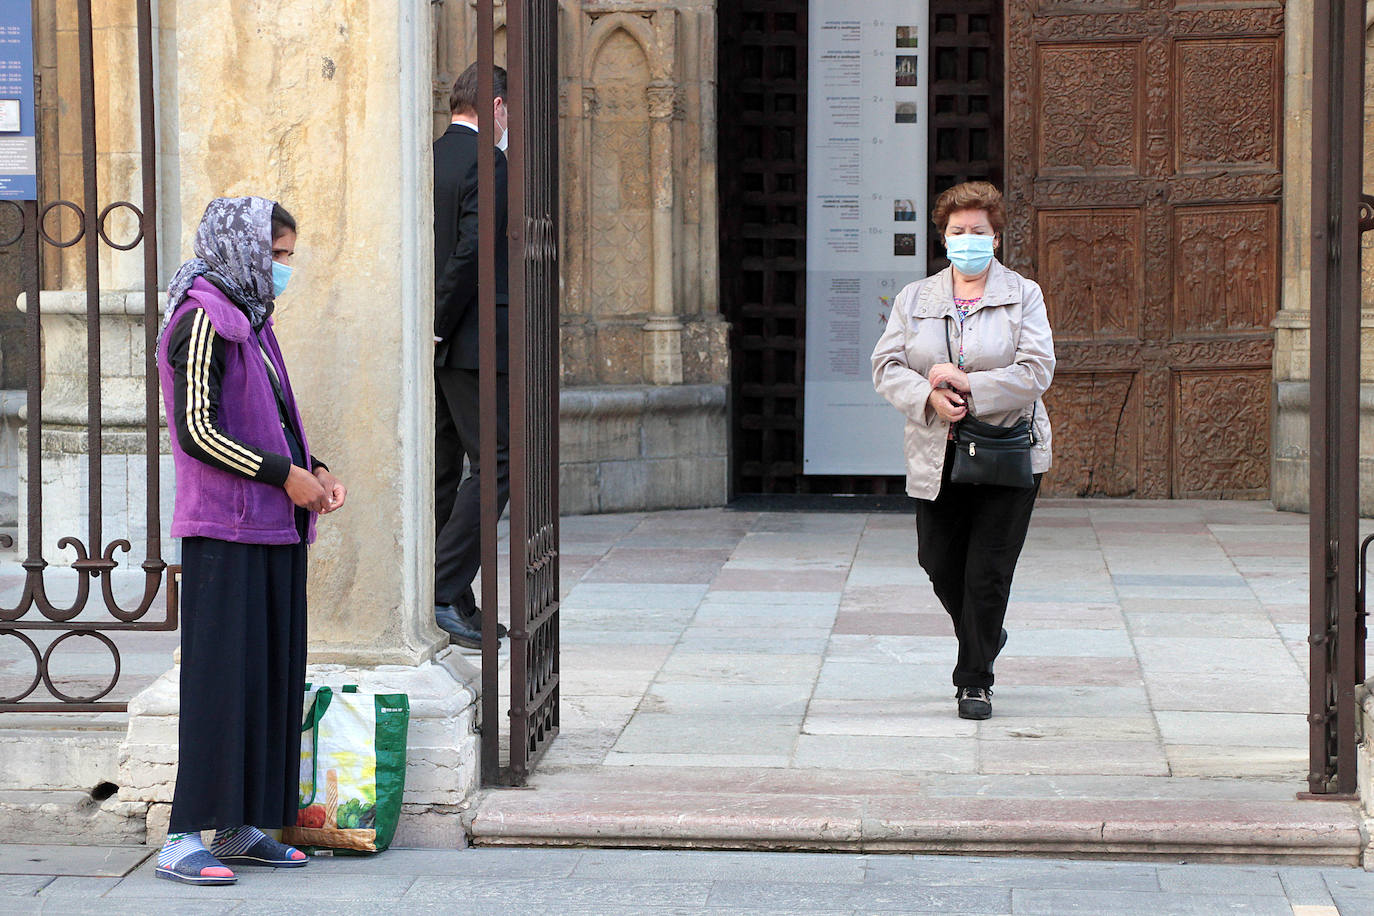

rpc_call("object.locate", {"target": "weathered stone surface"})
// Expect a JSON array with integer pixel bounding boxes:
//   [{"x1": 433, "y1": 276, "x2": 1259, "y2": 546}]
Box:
[{"x1": 558, "y1": 384, "x2": 727, "y2": 513}]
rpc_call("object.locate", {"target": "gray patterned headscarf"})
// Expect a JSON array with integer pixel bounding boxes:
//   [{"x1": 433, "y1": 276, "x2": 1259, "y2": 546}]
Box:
[{"x1": 161, "y1": 196, "x2": 277, "y2": 333}]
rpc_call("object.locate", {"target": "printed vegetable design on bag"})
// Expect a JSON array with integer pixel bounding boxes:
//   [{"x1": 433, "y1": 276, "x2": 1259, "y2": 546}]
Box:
[{"x1": 282, "y1": 685, "x2": 408, "y2": 853}]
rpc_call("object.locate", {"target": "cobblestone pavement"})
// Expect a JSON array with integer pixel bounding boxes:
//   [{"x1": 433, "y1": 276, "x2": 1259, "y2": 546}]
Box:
[{"x1": 3, "y1": 845, "x2": 1374, "y2": 913}]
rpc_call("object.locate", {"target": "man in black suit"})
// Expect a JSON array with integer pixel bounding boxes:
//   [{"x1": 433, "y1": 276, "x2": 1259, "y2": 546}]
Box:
[{"x1": 432, "y1": 63, "x2": 511, "y2": 649}]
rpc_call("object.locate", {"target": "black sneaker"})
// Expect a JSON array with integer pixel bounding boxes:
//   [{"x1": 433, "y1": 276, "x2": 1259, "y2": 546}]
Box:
[{"x1": 957, "y1": 686, "x2": 992, "y2": 720}]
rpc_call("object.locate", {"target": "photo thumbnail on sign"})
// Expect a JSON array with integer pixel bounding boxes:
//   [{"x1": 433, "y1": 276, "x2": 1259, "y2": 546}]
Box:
[
  {"x1": 896, "y1": 25, "x2": 918, "y2": 48},
  {"x1": 896, "y1": 55, "x2": 918, "y2": 87}
]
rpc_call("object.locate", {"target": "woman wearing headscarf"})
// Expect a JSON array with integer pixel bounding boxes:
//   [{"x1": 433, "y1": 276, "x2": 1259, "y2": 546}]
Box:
[
  {"x1": 153, "y1": 196, "x2": 347, "y2": 884},
  {"x1": 871, "y1": 181, "x2": 1055, "y2": 721}
]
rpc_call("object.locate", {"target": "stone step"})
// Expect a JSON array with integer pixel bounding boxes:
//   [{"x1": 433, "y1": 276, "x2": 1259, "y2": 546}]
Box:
[
  {"x1": 466, "y1": 791, "x2": 1370, "y2": 865},
  {"x1": 0, "y1": 790, "x2": 145, "y2": 845},
  {"x1": 0, "y1": 714, "x2": 126, "y2": 792}
]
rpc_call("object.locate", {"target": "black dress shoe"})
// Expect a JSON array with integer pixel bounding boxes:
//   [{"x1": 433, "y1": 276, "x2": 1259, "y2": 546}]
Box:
[
  {"x1": 434, "y1": 604, "x2": 481, "y2": 649},
  {"x1": 458, "y1": 605, "x2": 508, "y2": 639}
]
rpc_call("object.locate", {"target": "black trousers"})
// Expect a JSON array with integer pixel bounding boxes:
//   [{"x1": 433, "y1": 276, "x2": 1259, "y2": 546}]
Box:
[
  {"x1": 435, "y1": 366, "x2": 510, "y2": 612},
  {"x1": 170, "y1": 536, "x2": 308, "y2": 833},
  {"x1": 915, "y1": 442, "x2": 1041, "y2": 689}
]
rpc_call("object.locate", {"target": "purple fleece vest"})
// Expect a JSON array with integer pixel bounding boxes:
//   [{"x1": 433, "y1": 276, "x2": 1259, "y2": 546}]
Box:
[{"x1": 158, "y1": 278, "x2": 317, "y2": 545}]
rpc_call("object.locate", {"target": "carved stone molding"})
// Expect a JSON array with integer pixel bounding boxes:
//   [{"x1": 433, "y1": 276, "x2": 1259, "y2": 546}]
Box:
[{"x1": 646, "y1": 83, "x2": 675, "y2": 120}]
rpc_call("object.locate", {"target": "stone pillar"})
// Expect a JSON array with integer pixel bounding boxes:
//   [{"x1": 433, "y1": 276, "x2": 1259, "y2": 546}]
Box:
[
  {"x1": 643, "y1": 82, "x2": 684, "y2": 385},
  {"x1": 1273, "y1": 1, "x2": 1374, "y2": 515},
  {"x1": 118, "y1": 1, "x2": 481, "y2": 847}
]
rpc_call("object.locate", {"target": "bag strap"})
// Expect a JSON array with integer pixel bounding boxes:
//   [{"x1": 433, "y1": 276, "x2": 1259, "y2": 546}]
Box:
[
  {"x1": 297, "y1": 686, "x2": 333, "y2": 808},
  {"x1": 945, "y1": 316, "x2": 1039, "y2": 445}
]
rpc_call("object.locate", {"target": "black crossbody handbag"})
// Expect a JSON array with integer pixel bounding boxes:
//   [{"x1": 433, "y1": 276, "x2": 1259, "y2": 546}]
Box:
[{"x1": 944, "y1": 318, "x2": 1036, "y2": 489}]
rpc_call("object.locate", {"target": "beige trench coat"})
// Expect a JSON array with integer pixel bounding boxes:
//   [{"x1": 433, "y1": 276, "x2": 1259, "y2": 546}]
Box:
[{"x1": 871, "y1": 260, "x2": 1055, "y2": 500}]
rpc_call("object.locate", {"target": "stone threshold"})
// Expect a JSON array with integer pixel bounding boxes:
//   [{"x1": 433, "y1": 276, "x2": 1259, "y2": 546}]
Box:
[{"x1": 466, "y1": 791, "x2": 1369, "y2": 865}]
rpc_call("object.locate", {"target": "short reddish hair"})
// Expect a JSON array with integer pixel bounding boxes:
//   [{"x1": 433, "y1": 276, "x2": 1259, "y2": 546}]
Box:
[{"x1": 932, "y1": 181, "x2": 1006, "y2": 236}]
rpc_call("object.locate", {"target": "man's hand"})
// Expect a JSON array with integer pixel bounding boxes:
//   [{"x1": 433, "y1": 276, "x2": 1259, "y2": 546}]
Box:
[
  {"x1": 928, "y1": 387, "x2": 968, "y2": 424},
  {"x1": 928, "y1": 362, "x2": 970, "y2": 393},
  {"x1": 285, "y1": 465, "x2": 329, "y2": 512},
  {"x1": 314, "y1": 467, "x2": 348, "y2": 514}
]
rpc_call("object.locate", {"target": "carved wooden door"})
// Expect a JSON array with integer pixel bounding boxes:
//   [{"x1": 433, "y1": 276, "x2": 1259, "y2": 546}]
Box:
[{"x1": 1004, "y1": 2, "x2": 1283, "y2": 498}]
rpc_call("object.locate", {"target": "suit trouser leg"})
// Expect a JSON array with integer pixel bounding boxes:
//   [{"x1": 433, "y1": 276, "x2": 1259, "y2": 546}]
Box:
[
  {"x1": 434, "y1": 367, "x2": 510, "y2": 613},
  {"x1": 434, "y1": 372, "x2": 464, "y2": 544}
]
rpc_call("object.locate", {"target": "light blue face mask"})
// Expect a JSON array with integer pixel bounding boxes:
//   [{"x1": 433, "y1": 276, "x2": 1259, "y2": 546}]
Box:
[
  {"x1": 945, "y1": 233, "x2": 996, "y2": 275},
  {"x1": 271, "y1": 260, "x2": 293, "y2": 297}
]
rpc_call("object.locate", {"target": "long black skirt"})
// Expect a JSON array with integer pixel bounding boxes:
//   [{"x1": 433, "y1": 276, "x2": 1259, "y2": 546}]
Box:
[{"x1": 169, "y1": 536, "x2": 308, "y2": 833}]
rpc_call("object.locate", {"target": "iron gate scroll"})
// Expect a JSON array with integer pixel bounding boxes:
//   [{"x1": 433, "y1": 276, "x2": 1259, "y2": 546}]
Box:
[
  {"x1": 0, "y1": 1, "x2": 171, "y2": 713},
  {"x1": 475, "y1": 0, "x2": 561, "y2": 786}
]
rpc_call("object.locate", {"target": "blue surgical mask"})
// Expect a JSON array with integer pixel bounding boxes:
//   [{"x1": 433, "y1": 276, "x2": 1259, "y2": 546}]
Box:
[
  {"x1": 271, "y1": 260, "x2": 293, "y2": 297},
  {"x1": 945, "y1": 234, "x2": 996, "y2": 275}
]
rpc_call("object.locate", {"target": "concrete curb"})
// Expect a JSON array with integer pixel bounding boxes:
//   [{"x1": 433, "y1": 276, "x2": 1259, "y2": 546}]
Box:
[{"x1": 467, "y1": 792, "x2": 1368, "y2": 864}]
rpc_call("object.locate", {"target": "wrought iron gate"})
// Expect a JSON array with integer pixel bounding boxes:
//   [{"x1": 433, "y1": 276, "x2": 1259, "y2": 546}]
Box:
[
  {"x1": 473, "y1": 0, "x2": 561, "y2": 786},
  {"x1": 0, "y1": 1, "x2": 171, "y2": 713}
]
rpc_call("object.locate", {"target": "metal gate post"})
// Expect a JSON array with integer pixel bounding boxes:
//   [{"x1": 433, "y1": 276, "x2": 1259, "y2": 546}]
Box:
[{"x1": 1307, "y1": 0, "x2": 1365, "y2": 797}]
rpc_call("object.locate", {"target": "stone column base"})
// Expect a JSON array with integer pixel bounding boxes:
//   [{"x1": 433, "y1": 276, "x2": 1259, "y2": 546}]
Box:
[
  {"x1": 118, "y1": 648, "x2": 481, "y2": 848},
  {"x1": 1272, "y1": 381, "x2": 1374, "y2": 516},
  {"x1": 560, "y1": 384, "x2": 728, "y2": 513}
]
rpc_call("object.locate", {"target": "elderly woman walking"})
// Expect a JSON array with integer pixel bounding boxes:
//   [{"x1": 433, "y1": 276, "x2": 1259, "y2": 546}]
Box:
[
  {"x1": 871, "y1": 181, "x2": 1055, "y2": 720},
  {"x1": 154, "y1": 196, "x2": 347, "y2": 884}
]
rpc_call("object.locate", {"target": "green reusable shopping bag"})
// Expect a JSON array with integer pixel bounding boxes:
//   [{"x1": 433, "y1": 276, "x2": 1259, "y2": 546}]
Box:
[{"x1": 281, "y1": 684, "x2": 410, "y2": 853}]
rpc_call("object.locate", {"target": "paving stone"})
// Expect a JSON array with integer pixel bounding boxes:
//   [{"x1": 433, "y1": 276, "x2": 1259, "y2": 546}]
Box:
[
  {"x1": 996, "y1": 628, "x2": 1135, "y2": 658},
  {"x1": 696, "y1": 590, "x2": 842, "y2": 608},
  {"x1": 612, "y1": 713, "x2": 801, "y2": 757},
  {"x1": 1320, "y1": 867, "x2": 1374, "y2": 898},
  {"x1": 792, "y1": 734, "x2": 977, "y2": 773},
  {"x1": 0, "y1": 876, "x2": 52, "y2": 896},
  {"x1": 1126, "y1": 611, "x2": 1278, "y2": 638},
  {"x1": 711, "y1": 568, "x2": 850, "y2": 592},
  {"x1": 979, "y1": 715, "x2": 1158, "y2": 743},
  {"x1": 990, "y1": 686, "x2": 1153, "y2": 719},
  {"x1": 1154, "y1": 711, "x2": 1306, "y2": 748},
  {"x1": 404, "y1": 876, "x2": 714, "y2": 908},
  {"x1": 862, "y1": 854, "x2": 1161, "y2": 891},
  {"x1": 801, "y1": 710, "x2": 977, "y2": 739},
  {"x1": 298, "y1": 848, "x2": 586, "y2": 877},
  {"x1": 1163, "y1": 745, "x2": 1306, "y2": 779},
  {"x1": 1011, "y1": 888, "x2": 1293, "y2": 915},
  {"x1": 560, "y1": 583, "x2": 709, "y2": 610},
  {"x1": 570, "y1": 848, "x2": 865, "y2": 884},
  {"x1": 32, "y1": 876, "x2": 119, "y2": 898},
  {"x1": 657, "y1": 652, "x2": 821, "y2": 685},
  {"x1": 979, "y1": 739, "x2": 1170, "y2": 777},
  {"x1": 991, "y1": 655, "x2": 1145, "y2": 687},
  {"x1": 705, "y1": 879, "x2": 1011, "y2": 912},
  {"x1": 0, "y1": 846, "x2": 150, "y2": 878},
  {"x1": 643, "y1": 682, "x2": 814, "y2": 717},
  {"x1": 1153, "y1": 863, "x2": 1286, "y2": 896},
  {"x1": 1276, "y1": 867, "x2": 1338, "y2": 906}
]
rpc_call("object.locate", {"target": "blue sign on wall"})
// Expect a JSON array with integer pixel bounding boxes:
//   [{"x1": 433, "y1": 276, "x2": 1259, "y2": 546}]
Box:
[{"x1": 0, "y1": 0, "x2": 37, "y2": 201}]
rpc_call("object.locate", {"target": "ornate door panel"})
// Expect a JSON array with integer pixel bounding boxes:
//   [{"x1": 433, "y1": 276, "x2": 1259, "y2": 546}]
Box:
[{"x1": 1005, "y1": 2, "x2": 1283, "y2": 499}]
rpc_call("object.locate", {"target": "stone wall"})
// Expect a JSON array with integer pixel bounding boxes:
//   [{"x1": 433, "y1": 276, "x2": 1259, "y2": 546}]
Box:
[
  {"x1": 1273, "y1": 2, "x2": 1374, "y2": 515},
  {"x1": 434, "y1": 1, "x2": 730, "y2": 511}
]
